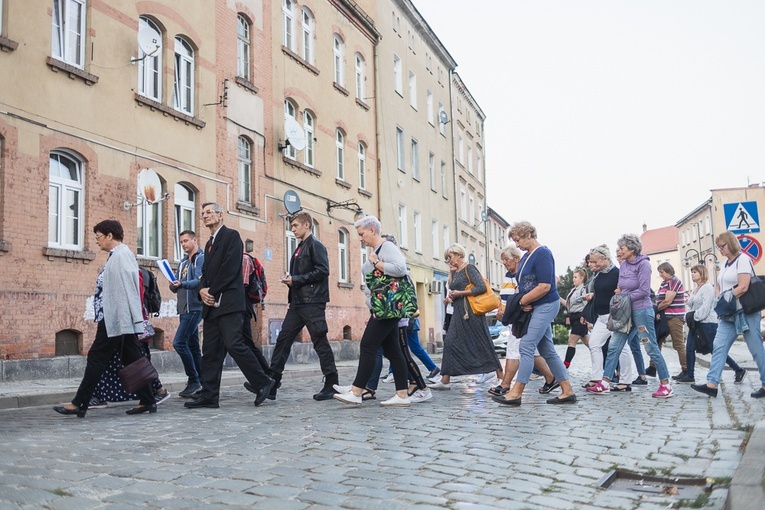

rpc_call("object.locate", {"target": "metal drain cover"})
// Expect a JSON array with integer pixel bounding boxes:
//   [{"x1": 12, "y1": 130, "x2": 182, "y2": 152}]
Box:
[{"x1": 598, "y1": 469, "x2": 710, "y2": 499}]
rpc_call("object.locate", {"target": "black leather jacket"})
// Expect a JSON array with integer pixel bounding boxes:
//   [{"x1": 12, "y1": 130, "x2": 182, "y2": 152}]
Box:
[{"x1": 289, "y1": 235, "x2": 330, "y2": 305}]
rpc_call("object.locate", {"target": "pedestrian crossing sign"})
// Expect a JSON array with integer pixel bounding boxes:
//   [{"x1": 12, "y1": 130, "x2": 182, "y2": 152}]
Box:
[{"x1": 724, "y1": 201, "x2": 760, "y2": 234}]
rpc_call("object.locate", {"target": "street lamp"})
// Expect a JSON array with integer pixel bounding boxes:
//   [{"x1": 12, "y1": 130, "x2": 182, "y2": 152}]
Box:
[
  {"x1": 683, "y1": 248, "x2": 719, "y2": 270},
  {"x1": 326, "y1": 198, "x2": 366, "y2": 221}
]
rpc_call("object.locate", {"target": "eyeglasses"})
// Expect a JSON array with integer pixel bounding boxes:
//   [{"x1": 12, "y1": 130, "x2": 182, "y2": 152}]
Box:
[
  {"x1": 94, "y1": 233, "x2": 105, "y2": 241},
  {"x1": 716, "y1": 243, "x2": 727, "y2": 250}
]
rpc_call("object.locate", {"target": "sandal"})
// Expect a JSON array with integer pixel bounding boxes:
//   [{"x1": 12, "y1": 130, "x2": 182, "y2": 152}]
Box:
[
  {"x1": 361, "y1": 389, "x2": 376, "y2": 401},
  {"x1": 488, "y1": 385, "x2": 509, "y2": 396},
  {"x1": 611, "y1": 384, "x2": 632, "y2": 392},
  {"x1": 539, "y1": 379, "x2": 560, "y2": 394}
]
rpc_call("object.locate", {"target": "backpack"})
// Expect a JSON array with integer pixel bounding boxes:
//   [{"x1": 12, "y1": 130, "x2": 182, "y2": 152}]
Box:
[
  {"x1": 140, "y1": 267, "x2": 162, "y2": 316},
  {"x1": 244, "y1": 254, "x2": 268, "y2": 304}
]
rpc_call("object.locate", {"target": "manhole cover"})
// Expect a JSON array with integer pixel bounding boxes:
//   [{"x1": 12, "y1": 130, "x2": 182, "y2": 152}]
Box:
[{"x1": 598, "y1": 469, "x2": 710, "y2": 499}]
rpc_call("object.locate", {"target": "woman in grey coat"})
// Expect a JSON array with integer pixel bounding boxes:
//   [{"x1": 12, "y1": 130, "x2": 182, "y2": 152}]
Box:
[{"x1": 53, "y1": 220, "x2": 157, "y2": 417}]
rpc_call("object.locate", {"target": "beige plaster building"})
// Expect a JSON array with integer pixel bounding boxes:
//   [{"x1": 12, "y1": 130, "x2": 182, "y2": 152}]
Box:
[{"x1": 486, "y1": 207, "x2": 510, "y2": 290}]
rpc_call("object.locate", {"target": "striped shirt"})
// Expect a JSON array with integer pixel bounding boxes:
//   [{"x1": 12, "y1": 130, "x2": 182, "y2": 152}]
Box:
[{"x1": 657, "y1": 276, "x2": 685, "y2": 317}]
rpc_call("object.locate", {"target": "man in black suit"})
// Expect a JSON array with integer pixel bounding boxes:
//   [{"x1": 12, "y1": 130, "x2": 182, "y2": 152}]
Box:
[
  {"x1": 269, "y1": 211, "x2": 339, "y2": 401},
  {"x1": 185, "y1": 202, "x2": 274, "y2": 409}
]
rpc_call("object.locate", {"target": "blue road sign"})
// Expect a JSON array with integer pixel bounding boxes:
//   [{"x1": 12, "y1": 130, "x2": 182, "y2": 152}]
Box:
[{"x1": 724, "y1": 201, "x2": 760, "y2": 234}]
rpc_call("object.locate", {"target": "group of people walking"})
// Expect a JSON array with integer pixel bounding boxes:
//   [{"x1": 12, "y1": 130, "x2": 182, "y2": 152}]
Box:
[{"x1": 54, "y1": 209, "x2": 765, "y2": 418}]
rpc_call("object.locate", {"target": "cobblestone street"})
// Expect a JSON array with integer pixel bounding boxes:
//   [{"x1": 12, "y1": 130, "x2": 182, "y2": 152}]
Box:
[{"x1": 1, "y1": 346, "x2": 764, "y2": 509}]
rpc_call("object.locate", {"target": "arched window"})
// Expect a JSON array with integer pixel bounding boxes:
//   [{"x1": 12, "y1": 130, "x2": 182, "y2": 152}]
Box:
[
  {"x1": 49, "y1": 151, "x2": 84, "y2": 249},
  {"x1": 173, "y1": 37, "x2": 194, "y2": 115},
  {"x1": 282, "y1": 0, "x2": 295, "y2": 51},
  {"x1": 301, "y1": 7, "x2": 314, "y2": 64},
  {"x1": 303, "y1": 110, "x2": 314, "y2": 167},
  {"x1": 358, "y1": 142, "x2": 366, "y2": 190},
  {"x1": 237, "y1": 14, "x2": 251, "y2": 80},
  {"x1": 137, "y1": 173, "x2": 163, "y2": 258},
  {"x1": 238, "y1": 136, "x2": 252, "y2": 204},
  {"x1": 338, "y1": 228, "x2": 349, "y2": 283},
  {"x1": 355, "y1": 53, "x2": 365, "y2": 100},
  {"x1": 138, "y1": 17, "x2": 162, "y2": 101},
  {"x1": 174, "y1": 183, "x2": 195, "y2": 261},
  {"x1": 335, "y1": 129, "x2": 345, "y2": 180},
  {"x1": 333, "y1": 34, "x2": 344, "y2": 86},
  {"x1": 284, "y1": 99, "x2": 297, "y2": 160}
]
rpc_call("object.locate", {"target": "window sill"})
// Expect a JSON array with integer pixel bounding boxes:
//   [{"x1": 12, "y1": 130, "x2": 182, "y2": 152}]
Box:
[
  {"x1": 43, "y1": 247, "x2": 96, "y2": 262},
  {"x1": 282, "y1": 46, "x2": 320, "y2": 75},
  {"x1": 235, "y1": 76, "x2": 259, "y2": 94},
  {"x1": 46, "y1": 57, "x2": 99, "y2": 85},
  {"x1": 0, "y1": 36, "x2": 18, "y2": 52},
  {"x1": 136, "y1": 257, "x2": 160, "y2": 268},
  {"x1": 283, "y1": 156, "x2": 321, "y2": 177},
  {"x1": 236, "y1": 201, "x2": 260, "y2": 216},
  {"x1": 337, "y1": 282, "x2": 354, "y2": 290},
  {"x1": 355, "y1": 98, "x2": 370, "y2": 111},
  {"x1": 333, "y1": 82, "x2": 349, "y2": 96},
  {"x1": 335, "y1": 178, "x2": 351, "y2": 190},
  {"x1": 134, "y1": 94, "x2": 206, "y2": 128},
  {"x1": 0, "y1": 239, "x2": 11, "y2": 252},
  {"x1": 358, "y1": 189, "x2": 372, "y2": 198}
]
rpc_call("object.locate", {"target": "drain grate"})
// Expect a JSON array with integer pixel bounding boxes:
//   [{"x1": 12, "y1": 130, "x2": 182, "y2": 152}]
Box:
[{"x1": 598, "y1": 469, "x2": 711, "y2": 499}]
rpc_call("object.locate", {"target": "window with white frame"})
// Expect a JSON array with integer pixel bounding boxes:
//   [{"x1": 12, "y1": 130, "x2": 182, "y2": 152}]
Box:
[
  {"x1": 48, "y1": 151, "x2": 84, "y2": 249},
  {"x1": 411, "y1": 138, "x2": 419, "y2": 180},
  {"x1": 440, "y1": 161, "x2": 447, "y2": 198},
  {"x1": 478, "y1": 204, "x2": 483, "y2": 226},
  {"x1": 469, "y1": 196, "x2": 475, "y2": 225},
  {"x1": 393, "y1": 53, "x2": 402, "y2": 95},
  {"x1": 355, "y1": 53, "x2": 365, "y2": 100},
  {"x1": 427, "y1": 90, "x2": 434, "y2": 125},
  {"x1": 282, "y1": 0, "x2": 295, "y2": 51},
  {"x1": 467, "y1": 146, "x2": 473, "y2": 174},
  {"x1": 428, "y1": 152, "x2": 435, "y2": 191},
  {"x1": 413, "y1": 211, "x2": 422, "y2": 253},
  {"x1": 52, "y1": 0, "x2": 86, "y2": 68},
  {"x1": 137, "y1": 17, "x2": 161, "y2": 101},
  {"x1": 286, "y1": 230, "x2": 298, "y2": 266},
  {"x1": 358, "y1": 142, "x2": 366, "y2": 190},
  {"x1": 705, "y1": 216, "x2": 711, "y2": 235},
  {"x1": 312, "y1": 218, "x2": 319, "y2": 237},
  {"x1": 460, "y1": 189, "x2": 467, "y2": 220},
  {"x1": 237, "y1": 14, "x2": 250, "y2": 80},
  {"x1": 438, "y1": 103, "x2": 445, "y2": 135},
  {"x1": 432, "y1": 220, "x2": 439, "y2": 259},
  {"x1": 173, "y1": 37, "x2": 194, "y2": 115},
  {"x1": 336, "y1": 129, "x2": 345, "y2": 180},
  {"x1": 284, "y1": 99, "x2": 297, "y2": 159},
  {"x1": 174, "y1": 183, "x2": 195, "y2": 261},
  {"x1": 477, "y1": 154, "x2": 483, "y2": 183},
  {"x1": 303, "y1": 110, "x2": 314, "y2": 167},
  {"x1": 333, "y1": 34, "x2": 344, "y2": 86},
  {"x1": 238, "y1": 136, "x2": 252, "y2": 203},
  {"x1": 408, "y1": 71, "x2": 417, "y2": 109},
  {"x1": 360, "y1": 241, "x2": 368, "y2": 270},
  {"x1": 458, "y1": 135, "x2": 464, "y2": 165},
  {"x1": 137, "y1": 175, "x2": 162, "y2": 258},
  {"x1": 338, "y1": 228, "x2": 349, "y2": 282},
  {"x1": 301, "y1": 7, "x2": 313, "y2": 64},
  {"x1": 442, "y1": 225, "x2": 449, "y2": 253},
  {"x1": 398, "y1": 204, "x2": 408, "y2": 248},
  {"x1": 396, "y1": 126, "x2": 404, "y2": 171}
]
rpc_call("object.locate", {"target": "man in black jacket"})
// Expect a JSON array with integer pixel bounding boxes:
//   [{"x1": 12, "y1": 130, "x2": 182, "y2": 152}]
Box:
[
  {"x1": 269, "y1": 211, "x2": 339, "y2": 400},
  {"x1": 185, "y1": 202, "x2": 274, "y2": 409}
]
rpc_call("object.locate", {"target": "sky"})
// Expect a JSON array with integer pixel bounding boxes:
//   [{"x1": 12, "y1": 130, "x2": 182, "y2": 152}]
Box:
[{"x1": 413, "y1": 0, "x2": 765, "y2": 271}]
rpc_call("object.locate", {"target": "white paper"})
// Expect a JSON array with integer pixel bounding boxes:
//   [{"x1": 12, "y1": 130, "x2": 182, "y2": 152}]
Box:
[{"x1": 156, "y1": 259, "x2": 177, "y2": 283}]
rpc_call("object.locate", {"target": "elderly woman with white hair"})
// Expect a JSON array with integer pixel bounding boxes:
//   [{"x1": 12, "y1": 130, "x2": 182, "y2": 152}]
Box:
[{"x1": 587, "y1": 234, "x2": 673, "y2": 398}]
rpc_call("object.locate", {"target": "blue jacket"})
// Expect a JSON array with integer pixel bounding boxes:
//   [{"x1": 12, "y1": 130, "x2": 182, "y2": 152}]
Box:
[{"x1": 171, "y1": 248, "x2": 204, "y2": 313}]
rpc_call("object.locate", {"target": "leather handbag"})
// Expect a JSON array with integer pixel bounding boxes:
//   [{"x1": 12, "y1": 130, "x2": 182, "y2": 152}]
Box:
[
  {"x1": 118, "y1": 334, "x2": 159, "y2": 395},
  {"x1": 739, "y1": 276, "x2": 765, "y2": 314},
  {"x1": 464, "y1": 267, "x2": 500, "y2": 316}
]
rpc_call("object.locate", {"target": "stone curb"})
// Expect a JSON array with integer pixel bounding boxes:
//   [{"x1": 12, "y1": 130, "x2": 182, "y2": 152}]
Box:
[{"x1": 726, "y1": 419, "x2": 765, "y2": 510}]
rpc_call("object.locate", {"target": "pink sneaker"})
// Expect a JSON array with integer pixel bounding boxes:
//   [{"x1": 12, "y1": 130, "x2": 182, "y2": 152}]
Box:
[
  {"x1": 652, "y1": 384, "x2": 674, "y2": 398},
  {"x1": 585, "y1": 380, "x2": 610, "y2": 394}
]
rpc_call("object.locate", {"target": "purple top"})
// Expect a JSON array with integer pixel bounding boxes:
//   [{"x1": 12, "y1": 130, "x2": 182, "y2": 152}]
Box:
[{"x1": 617, "y1": 254, "x2": 653, "y2": 311}]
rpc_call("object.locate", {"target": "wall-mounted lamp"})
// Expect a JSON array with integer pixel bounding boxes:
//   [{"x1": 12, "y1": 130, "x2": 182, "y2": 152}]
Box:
[
  {"x1": 326, "y1": 198, "x2": 365, "y2": 221},
  {"x1": 245, "y1": 239, "x2": 254, "y2": 253},
  {"x1": 277, "y1": 139, "x2": 291, "y2": 153},
  {"x1": 683, "y1": 248, "x2": 719, "y2": 270},
  {"x1": 123, "y1": 192, "x2": 170, "y2": 211}
]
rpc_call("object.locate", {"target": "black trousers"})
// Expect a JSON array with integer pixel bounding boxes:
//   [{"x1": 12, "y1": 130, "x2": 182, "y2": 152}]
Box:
[
  {"x1": 200, "y1": 311, "x2": 271, "y2": 403},
  {"x1": 398, "y1": 326, "x2": 427, "y2": 390},
  {"x1": 269, "y1": 305, "x2": 337, "y2": 377},
  {"x1": 353, "y1": 316, "x2": 408, "y2": 391},
  {"x1": 242, "y1": 308, "x2": 270, "y2": 372},
  {"x1": 73, "y1": 321, "x2": 154, "y2": 407}
]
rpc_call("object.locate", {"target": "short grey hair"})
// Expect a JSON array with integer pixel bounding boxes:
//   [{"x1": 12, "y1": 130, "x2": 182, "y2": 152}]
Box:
[
  {"x1": 354, "y1": 215, "x2": 381, "y2": 233},
  {"x1": 381, "y1": 233, "x2": 397, "y2": 246},
  {"x1": 589, "y1": 244, "x2": 611, "y2": 261},
  {"x1": 617, "y1": 234, "x2": 642, "y2": 255},
  {"x1": 201, "y1": 202, "x2": 223, "y2": 213},
  {"x1": 501, "y1": 244, "x2": 522, "y2": 260}
]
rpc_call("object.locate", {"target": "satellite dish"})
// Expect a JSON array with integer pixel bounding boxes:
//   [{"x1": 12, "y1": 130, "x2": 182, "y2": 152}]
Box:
[
  {"x1": 283, "y1": 190, "x2": 302, "y2": 214},
  {"x1": 137, "y1": 26, "x2": 161, "y2": 56},
  {"x1": 138, "y1": 168, "x2": 162, "y2": 204},
  {"x1": 284, "y1": 117, "x2": 307, "y2": 151},
  {"x1": 439, "y1": 110, "x2": 450, "y2": 124}
]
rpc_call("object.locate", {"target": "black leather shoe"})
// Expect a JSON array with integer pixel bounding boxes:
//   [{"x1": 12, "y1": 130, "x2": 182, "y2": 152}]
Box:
[
  {"x1": 751, "y1": 387, "x2": 765, "y2": 399},
  {"x1": 254, "y1": 378, "x2": 275, "y2": 407},
  {"x1": 492, "y1": 395, "x2": 521, "y2": 406},
  {"x1": 184, "y1": 398, "x2": 219, "y2": 409},
  {"x1": 691, "y1": 383, "x2": 718, "y2": 398},
  {"x1": 53, "y1": 405, "x2": 87, "y2": 418},
  {"x1": 547, "y1": 394, "x2": 577, "y2": 404},
  {"x1": 126, "y1": 404, "x2": 157, "y2": 415},
  {"x1": 313, "y1": 386, "x2": 338, "y2": 401}
]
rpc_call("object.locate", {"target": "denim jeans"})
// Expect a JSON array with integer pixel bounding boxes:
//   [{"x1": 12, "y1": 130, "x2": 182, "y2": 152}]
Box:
[
  {"x1": 686, "y1": 322, "x2": 741, "y2": 378},
  {"x1": 627, "y1": 328, "x2": 645, "y2": 376},
  {"x1": 517, "y1": 301, "x2": 568, "y2": 384},
  {"x1": 407, "y1": 329, "x2": 437, "y2": 371},
  {"x1": 707, "y1": 312, "x2": 765, "y2": 386},
  {"x1": 172, "y1": 311, "x2": 202, "y2": 385},
  {"x1": 606, "y1": 307, "x2": 669, "y2": 381}
]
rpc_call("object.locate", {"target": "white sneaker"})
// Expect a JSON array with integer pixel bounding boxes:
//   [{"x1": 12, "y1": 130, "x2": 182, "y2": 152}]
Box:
[
  {"x1": 333, "y1": 390, "x2": 362, "y2": 404},
  {"x1": 529, "y1": 374, "x2": 542, "y2": 381},
  {"x1": 410, "y1": 388, "x2": 433, "y2": 403},
  {"x1": 382, "y1": 373, "x2": 395, "y2": 383},
  {"x1": 430, "y1": 381, "x2": 451, "y2": 390},
  {"x1": 333, "y1": 384, "x2": 352, "y2": 394},
  {"x1": 427, "y1": 374, "x2": 443, "y2": 384},
  {"x1": 475, "y1": 372, "x2": 495, "y2": 384},
  {"x1": 380, "y1": 394, "x2": 411, "y2": 406}
]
